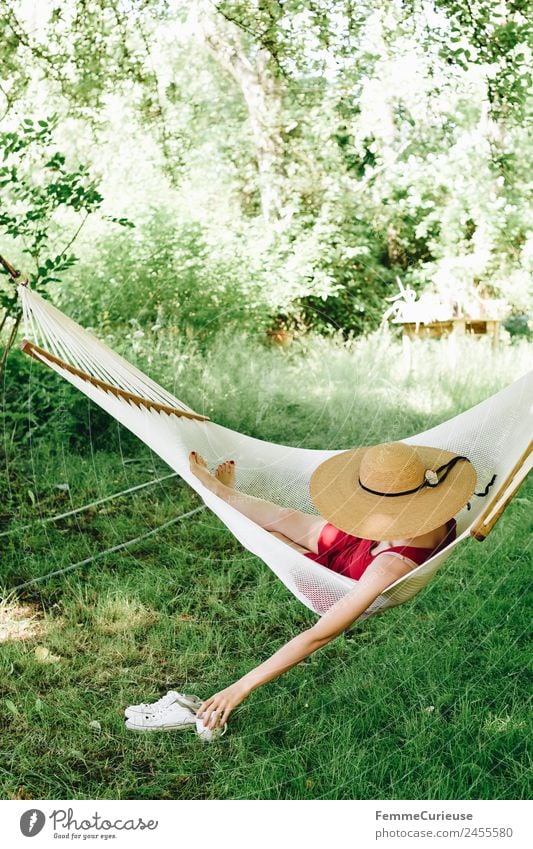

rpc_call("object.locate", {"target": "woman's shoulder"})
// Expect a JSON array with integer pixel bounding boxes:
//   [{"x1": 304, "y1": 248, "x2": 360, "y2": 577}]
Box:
[{"x1": 404, "y1": 518, "x2": 456, "y2": 550}]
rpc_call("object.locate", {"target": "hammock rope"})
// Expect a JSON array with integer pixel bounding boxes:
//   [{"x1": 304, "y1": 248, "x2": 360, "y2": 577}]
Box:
[
  {"x1": 7, "y1": 277, "x2": 533, "y2": 618},
  {"x1": 0, "y1": 472, "x2": 179, "y2": 539},
  {"x1": 10, "y1": 506, "x2": 205, "y2": 593}
]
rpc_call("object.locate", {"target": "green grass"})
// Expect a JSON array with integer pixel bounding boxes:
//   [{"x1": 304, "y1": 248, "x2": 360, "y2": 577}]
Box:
[{"x1": 0, "y1": 331, "x2": 531, "y2": 800}]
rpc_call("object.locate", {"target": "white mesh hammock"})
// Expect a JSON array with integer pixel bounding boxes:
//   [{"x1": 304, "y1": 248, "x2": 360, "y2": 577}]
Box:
[{"x1": 16, "y1": 283, "x2": 533, "y2": 620}]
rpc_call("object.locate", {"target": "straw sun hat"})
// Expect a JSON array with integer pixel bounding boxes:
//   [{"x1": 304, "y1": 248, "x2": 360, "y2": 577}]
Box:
[{"x1": 309, "y1": 441, "x2": 477, "y2": 541}]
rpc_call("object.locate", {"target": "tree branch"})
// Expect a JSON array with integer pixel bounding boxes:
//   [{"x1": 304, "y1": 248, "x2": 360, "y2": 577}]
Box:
[{"x1": 208, "y1": 0, "x2": 289, "y2": 80}]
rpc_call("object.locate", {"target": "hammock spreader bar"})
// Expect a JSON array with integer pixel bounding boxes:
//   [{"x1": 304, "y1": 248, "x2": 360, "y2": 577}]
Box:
[
  {"x1": 470, "y1": 440, "x2": 532, "y2": 540},
  {"x1": 20, "y1": 338, "x2": 210, "y2": 422}
]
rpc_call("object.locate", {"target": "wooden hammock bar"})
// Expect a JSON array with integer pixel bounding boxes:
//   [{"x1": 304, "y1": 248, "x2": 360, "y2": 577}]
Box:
[
  {"x1": 19, "y1": 338, "x2": 210, "y2": 422},
  {"x1": 470, "y1": 441, "x2": 532, "y2": 541}
]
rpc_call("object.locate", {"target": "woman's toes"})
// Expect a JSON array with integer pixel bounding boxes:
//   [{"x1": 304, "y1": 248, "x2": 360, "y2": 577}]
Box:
[
  {"x1": 190, "y1": 451, "x2": 208, "y2": 468},
  {"x1": 190, "y1": 452, "x2": 210, "y2": 480},
  {"x1": 214, "y1": 459, "x2": 236, "y2": 487}
]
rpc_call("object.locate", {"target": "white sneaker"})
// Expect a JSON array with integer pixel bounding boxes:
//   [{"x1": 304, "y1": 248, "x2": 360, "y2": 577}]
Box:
[
  {"x1": 125, "y1": 702, "x2": 198, "y2": 733},
  {"x1": 124, "y1": 690, "x2": 202, "y2": 719},
  {"x1": 195, "y1": 713, "x2": 227, "y2": 743}
]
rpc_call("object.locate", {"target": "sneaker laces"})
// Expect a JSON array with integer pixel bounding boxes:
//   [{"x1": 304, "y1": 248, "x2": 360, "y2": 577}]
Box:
[{"x1": 137, "y1": 691, "x2": 178, "y2": 712}]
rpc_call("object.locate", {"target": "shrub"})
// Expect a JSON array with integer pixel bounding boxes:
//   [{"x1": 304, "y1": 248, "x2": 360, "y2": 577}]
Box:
[{"x1": 60, "y1": 211, "x2": 273, "y2": 343}]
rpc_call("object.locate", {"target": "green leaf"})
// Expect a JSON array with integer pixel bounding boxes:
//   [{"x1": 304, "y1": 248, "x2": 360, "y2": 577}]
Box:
[{"x1": 104, "y1": 215, "x2": 135, "y2": 228}]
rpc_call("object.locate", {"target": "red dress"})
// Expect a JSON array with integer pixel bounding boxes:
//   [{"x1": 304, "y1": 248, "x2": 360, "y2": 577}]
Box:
[{"x1": 304, "y1": 519, "x2": 457, "y2": 580}]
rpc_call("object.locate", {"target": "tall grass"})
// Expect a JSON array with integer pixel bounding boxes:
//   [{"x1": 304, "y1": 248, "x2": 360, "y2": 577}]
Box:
[{"x1": 133, "y1": 327, "x2": 531, "y2": 446}]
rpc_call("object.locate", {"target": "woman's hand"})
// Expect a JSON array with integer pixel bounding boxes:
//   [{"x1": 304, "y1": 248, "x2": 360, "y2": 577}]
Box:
[
  {"x1": 196, "y1": 680, "x2": 250, "y2": 730},
  {"x1": 194, "y1": 554, "x2": 418, "y2": 732}
]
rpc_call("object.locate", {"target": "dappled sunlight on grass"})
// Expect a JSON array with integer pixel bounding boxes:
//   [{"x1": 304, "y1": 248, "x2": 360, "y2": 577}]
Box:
[
  {"x1": 91, "y1": 594, "x2": 160, "y2": 636},
  {"x1": 0, "y1": 597, "x2": 45, "y2": 644},
  {"x1": 482, "y1": 713, "x2": 527, "y2": 734}
]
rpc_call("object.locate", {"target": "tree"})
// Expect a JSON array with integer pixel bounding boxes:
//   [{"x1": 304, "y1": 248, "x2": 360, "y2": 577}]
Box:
[
  {"x1": 191, "y1": 2, "x2": 287, "y2": 225},
  {"x1": 0, "y1": 0, "x2": 530, "y2": 339}
]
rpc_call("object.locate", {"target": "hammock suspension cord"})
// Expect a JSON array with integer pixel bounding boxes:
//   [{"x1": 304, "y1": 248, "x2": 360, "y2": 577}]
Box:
[
  {"x1": 10, "y1": 505, "x2": 205, "y2": 593},
  {"x1": 21, "y1": 339, "x2": 210, "y2": 421},
  {"x1": 0, "y1": 253, "x2": 27, "y2": 284},
  {"x1": 0, "y1": 472, "x2": 179, "y2": 539}
]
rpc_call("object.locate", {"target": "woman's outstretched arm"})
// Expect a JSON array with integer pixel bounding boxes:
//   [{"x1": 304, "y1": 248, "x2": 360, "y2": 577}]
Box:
[{"x1": 196, "y1": 553, "x2": 417, "y2": 729}]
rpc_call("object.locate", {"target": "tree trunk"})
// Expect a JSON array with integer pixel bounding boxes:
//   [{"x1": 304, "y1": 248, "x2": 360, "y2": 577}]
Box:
[{"x1": 193, "y1": 4, "x2": 286, "y2": 226}]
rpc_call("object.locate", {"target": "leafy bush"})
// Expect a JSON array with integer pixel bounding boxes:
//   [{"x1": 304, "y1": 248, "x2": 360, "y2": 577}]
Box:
[
  {"x1": 1, "y1": 349, "x2": 129, "y2": 451},
  {"x1": 504, "y1": 312, "x2": 532, "y2": 341},
  {"x1": 61, "y1": 211, "x2": 273, "y2": 342}
]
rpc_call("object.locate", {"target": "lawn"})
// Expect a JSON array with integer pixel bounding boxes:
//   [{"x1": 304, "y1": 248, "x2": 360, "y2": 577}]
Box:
[{"x1": 0, "y1": 332, "x2": 531, "y2": 800}]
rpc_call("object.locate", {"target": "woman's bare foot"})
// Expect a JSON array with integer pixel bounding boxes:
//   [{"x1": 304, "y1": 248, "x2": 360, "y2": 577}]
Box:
[
  {"x1": 189, "y1": 451, "x2": 236, "y2": 492},
  {"x1": 214, "y1": 460, "x2": 236, "y2": 488},
  {"x1": 189, "y1": 451, "x2": 215, "y2": 488}
]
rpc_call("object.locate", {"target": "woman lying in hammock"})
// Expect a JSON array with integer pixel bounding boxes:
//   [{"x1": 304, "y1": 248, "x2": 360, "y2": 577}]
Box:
[{"x1": 126, "y1": 440, "x2": 476, "y2": 737}]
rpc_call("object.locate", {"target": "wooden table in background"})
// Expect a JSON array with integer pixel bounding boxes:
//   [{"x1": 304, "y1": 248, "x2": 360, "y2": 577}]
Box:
[{"x1": 397, "y1": 318, "x2": 502, "y2": 370}]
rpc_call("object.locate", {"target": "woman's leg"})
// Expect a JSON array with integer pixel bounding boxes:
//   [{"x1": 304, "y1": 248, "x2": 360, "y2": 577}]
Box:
[
  {"x1": 189, "y1": 452, "x2": 326, "y2": 554},
  {"x1": 269, "y1": 530, "x2": 313, "y2": 555}
]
